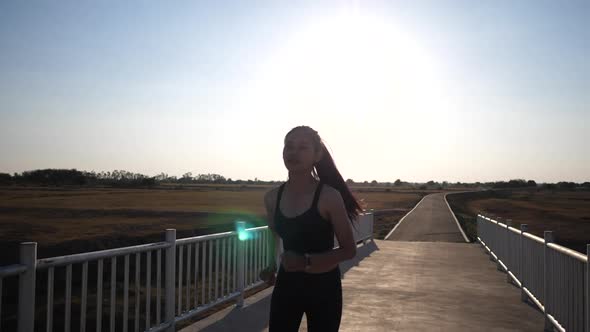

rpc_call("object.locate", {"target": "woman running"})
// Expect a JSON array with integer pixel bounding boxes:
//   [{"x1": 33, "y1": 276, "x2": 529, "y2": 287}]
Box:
[{"x1": 261, "y1": 125, "x2": 362, "y2": 332}]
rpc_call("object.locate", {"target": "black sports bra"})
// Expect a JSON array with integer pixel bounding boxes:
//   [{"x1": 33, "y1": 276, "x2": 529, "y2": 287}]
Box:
[{"x1": 274, "y1": 181, "x2": 335, "y2": 254}]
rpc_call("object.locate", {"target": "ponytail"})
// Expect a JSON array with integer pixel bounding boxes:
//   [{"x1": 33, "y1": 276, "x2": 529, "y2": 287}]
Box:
[{"x1": 286, "y1": 126, "x2": 363, "y2": 225}]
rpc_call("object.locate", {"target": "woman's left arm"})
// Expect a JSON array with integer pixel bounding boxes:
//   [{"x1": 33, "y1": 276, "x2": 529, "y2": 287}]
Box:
[{"x1": 305, "y1": 189, "x2": 357, "y2": 273}]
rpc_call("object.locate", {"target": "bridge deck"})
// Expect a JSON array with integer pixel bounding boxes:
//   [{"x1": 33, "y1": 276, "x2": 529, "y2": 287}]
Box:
[
  {"x1": 386, "y1": 193, "x2": 468, "y2": 242},
  {"x1": 183, "y1": 239, "x2": 545, "y2": 331}
]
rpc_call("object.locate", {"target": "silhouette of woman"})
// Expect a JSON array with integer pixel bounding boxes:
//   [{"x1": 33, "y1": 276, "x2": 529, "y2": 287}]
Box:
[{"x1": 260, "y1": 125, "x2": 362, "y2": 332}]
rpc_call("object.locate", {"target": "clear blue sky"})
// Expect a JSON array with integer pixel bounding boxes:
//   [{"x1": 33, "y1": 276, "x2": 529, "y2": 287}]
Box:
[{"x1": 1, "y1": 1, "x2": 588, "y2": 183}]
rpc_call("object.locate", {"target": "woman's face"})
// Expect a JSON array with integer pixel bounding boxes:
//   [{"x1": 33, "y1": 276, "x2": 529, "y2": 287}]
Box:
[{"x1": 283, "y1": 130, "x2": 319, "y2": 172}]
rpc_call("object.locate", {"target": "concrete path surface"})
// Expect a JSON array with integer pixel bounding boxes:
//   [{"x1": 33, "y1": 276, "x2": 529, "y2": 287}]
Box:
[
  {"x1": 386, "y1": 193, "x2": 469, "y2": 243},
  {"x1": 182, "y1": 240, "x2": 545, "y2": 332}
]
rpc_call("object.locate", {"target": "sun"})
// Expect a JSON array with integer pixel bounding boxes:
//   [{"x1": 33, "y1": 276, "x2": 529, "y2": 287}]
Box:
[{"x1": 238, "y1": 10, "x2": 448, "y2": 135}]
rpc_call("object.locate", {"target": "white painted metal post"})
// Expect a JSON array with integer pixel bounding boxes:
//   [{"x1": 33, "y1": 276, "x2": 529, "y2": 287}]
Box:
[
  {"x1": 520, "y1": 224, "x2": 528, "y2": 303},
  {"x1": 369, "y1": 212, "x2": 374, "y2": 242},
  {"x1": 165, "y1": 229, "x2": 176, "y2": 332},
  {"x1": 506, "y1": 220, "x2": 512, "y2": 282},
  {"x1": 585, "y1": 244, "x2": 589, "y2": 332},
  {"x1": 18, "y1": 242, "x2": 37, "y2": 332},
  {"x1": 477, "y1": 215, "x2": 487, "y2": 253},
  {"x1": 496, "y1": 217, "x2": 503, "y2": 271},
  {"x1": 236, "y1": 221, "x2": 245, "y2": 308},
  {"x1": 361, "y1": 214, "x2": 368, "y2": 245},
  {"x1": 476, "y1": 214, "x2": 482, "y2": 248},
  {"x1": 489, "y1": 216, "x2": 497, "y2": 261},
  {"x1": 543, "y1": 231, "x2": 554, "y2": 332}
]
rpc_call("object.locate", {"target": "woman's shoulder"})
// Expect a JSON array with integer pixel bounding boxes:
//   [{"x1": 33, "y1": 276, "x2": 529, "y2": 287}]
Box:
[
  {"x1": 317, "y1": 183, "x2": 344, "y2": 208},
  {"x1": 264, "y1": 183, "x2": 284, "y2": 197},
  {"x1": 264, "y1": 183, "x2": 284, "y2": 208},
  {"x1": 319, "y1": 183, "x2": 340, "y2": 199},
  {"x1": 317, "y1": 183, "x2": 343, "y2": 221}
]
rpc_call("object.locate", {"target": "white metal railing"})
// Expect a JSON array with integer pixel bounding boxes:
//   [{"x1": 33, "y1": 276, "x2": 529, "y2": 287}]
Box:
[
  {"x1": 0, "y1": 212, "x2": 374, "y2": 332},
  {"x1": 477, "y1": 214, "x2": 589, "y2": 332}
]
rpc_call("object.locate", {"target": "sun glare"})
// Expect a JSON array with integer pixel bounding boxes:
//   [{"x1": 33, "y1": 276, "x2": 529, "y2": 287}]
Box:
[{"x1": 243, "y1": 11, "x2": 447, "y2": 129}]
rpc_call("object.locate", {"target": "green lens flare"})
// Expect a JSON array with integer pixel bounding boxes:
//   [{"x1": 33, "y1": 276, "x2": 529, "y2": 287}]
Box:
[
  {"x1": 236, "y1": 220, "x2": 249, "y2": 241},
  {"x1": 238, "y1": 231, "x2": 248, "y2": 241}
]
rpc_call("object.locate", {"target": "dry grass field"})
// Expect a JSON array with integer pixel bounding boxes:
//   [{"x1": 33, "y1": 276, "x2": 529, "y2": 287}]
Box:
[
  {"x1": 0, "y1": 185, "x2": 431, "y2": 330},
  {"x1": 0, "y1": 185, "x2": 432, "y2": 265},
  {"x1": 4, "y1": 185, "x2": 587, "y2": 261},
  {"x1": 447, "y1": 189, "x2": 590, "y2": 254}
]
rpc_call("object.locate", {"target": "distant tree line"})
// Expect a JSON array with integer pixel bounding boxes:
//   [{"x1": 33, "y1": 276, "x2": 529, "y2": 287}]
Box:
[
  {"x1": 480, "y1": 179, "x2": 589, "y2": 190},
  {"x1": 0, "y1": 169, "x2": 588, "y2": 190},
  {"x1": 344, "y1": 178, "x2": 589, "y2": 191},
  {"x1": 0, "y1": 169, "x2": 282, "y2": 187},
  {"x1": 0, "y1": 169, "x2": 156, "y2": 187}
]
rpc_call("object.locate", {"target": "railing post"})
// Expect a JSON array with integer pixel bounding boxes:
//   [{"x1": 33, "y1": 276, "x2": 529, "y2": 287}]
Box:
[
  {"x1": 489, "y1": 216, "x2": 497, "y2": 262},
  {"x1": 18, "y1": 242, "x2": 37, "y2": 332},
  {"x1": 165, "y1": 229, "x2": 176, "y2": 332},
  {"x1": 476, "y1": 214, "x2": 479, "y2": 240},
  {"x1": 478, "y1": 214, "x2": 487, "y2": 254},
  {"x1": 543, "y1": 231, "x2": 554, "y2": 332},
  {"x1": 506, "y1": 220, "x2": 512, "y2": 283},
  {"x1": 520, "y1": 224, "x2": 528, "y2": 303},
  {"x1": 369, "y1": 212, "x2": 374, "y2": 242},
  {"x1": 236, "y1": 221, "x2": 245, "y2": 308},
  {"x1": 496, "y1": 217, "x2": 503, "y2": 270},
  {"x1": 585, "y1": 244, "x2": 589, "y2": 332}
]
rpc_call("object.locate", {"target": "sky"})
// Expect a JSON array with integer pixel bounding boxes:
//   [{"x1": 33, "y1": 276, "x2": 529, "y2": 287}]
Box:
[{"x1": 1, "y1": 0, "x2": 588, "y2": 183}]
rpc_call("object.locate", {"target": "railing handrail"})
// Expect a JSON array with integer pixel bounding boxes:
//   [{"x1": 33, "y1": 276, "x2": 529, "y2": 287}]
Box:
[
  {"x1": 36, "y1": 241, "x2": 171, "y2": 270},
  {"x1": 477, "y1": 213, "x2": 589, "y2": 332},
  {"x1": 522, "y1": 230, "x2": 544, "y2": 244},
  {"x1": 507, "y1": 226, "x2": 521, "y2": 235},
  {"x1": 547, "y1": 242, "x2": 587, "y2": 263},
  {"x1": 0, "y1": 264, "x2": 27, "y2": 278},
  {"x1": 176, "y1": 230, "x2": 236, "y2": 245},
  {"x1": 34, "y1": 225, "x2": 290, "y2": 269},
  {"x1": 175, "y1": 226, "x2": 270, "y2": 245},
  {"x1": 480, "y1": 214, "x2": 584, "y2": 256},
  {"x1": 1, "y1": 212, "x2": 375, "y2": 332}
]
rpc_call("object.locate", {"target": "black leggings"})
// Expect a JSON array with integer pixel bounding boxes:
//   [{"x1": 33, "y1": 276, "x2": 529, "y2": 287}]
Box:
[{"x1": 269, "y1": 268, "x2": 342, "y2": 332}]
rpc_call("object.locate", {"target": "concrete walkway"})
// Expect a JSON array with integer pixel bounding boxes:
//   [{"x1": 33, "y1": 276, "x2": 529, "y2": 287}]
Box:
[
  {"x1": 182, "y1": 240, "x2": 545, "y2": 331},
  {"x1": 386, "y1": 193, "x2": 468, "y2": 243}
]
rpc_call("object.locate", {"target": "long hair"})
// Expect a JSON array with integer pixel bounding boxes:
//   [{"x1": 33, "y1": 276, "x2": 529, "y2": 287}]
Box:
[{"x1": 285, "y1": 126, "x2": 363, "y2": 224}]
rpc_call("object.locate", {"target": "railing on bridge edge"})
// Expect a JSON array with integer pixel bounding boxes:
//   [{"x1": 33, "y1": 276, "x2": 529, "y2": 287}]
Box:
[
  {"x1": 0, "y1": 213, "x2": 374, "y2": 332},
  {"x1": 477, "y1": 214, "x2": 589, "y2": 332}
]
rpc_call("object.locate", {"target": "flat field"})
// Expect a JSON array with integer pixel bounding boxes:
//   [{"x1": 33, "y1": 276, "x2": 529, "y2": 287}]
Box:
[
  {"x1": 0, "y1": 185, "x2": 432, "y2": 264},
  {"x1": 446, "y1": 189, "x2": 590, "y2": 254}
]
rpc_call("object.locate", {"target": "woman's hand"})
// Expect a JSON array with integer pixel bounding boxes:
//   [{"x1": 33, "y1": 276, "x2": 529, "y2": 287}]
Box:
[{"x1": 280, "y1": 251, "x2": 305, "y2": 272}]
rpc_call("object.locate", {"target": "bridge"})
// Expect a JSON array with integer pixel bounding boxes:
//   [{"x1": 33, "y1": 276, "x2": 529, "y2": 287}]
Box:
[
  {"x1": 185, "y1": 193, "x2": 563, "y2": 331},
  {"x1": 1, "y1": 193, "x2": 588, "y2": 331}
]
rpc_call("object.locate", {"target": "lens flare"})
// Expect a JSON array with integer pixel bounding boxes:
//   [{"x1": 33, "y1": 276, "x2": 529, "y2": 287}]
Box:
[{"x1": 235, "y1": 220, "x2": 257, "y2": 241}]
